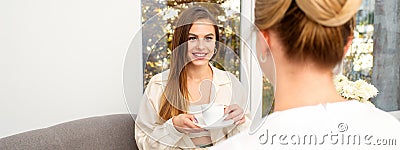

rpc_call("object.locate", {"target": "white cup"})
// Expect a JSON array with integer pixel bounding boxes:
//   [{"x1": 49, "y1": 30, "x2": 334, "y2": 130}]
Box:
[{"x1": 202, "y1": 104, "x2": 225, "y2": 125}]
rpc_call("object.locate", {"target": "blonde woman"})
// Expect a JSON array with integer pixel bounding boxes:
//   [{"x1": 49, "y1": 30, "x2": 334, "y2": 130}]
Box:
[
  {"x1": 213, "y1": 0, "x2": 400, "y2": 149},
  {"x1": 135, "y1": 6, "x2": 249, "y2": 149}
]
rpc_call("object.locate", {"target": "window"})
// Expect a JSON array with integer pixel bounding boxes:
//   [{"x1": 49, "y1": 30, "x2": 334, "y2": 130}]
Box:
[{"x1": 343, "y1": 0, "x2": 375, "y2": 82}]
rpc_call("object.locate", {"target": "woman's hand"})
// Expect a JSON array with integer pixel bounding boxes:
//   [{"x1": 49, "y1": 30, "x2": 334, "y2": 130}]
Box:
[
  {"x1": 172, "y1": 114, "x2": 206, "y2": 133},
  {"x1": 224, "y1": 104, "x2": 245, "y2": 125}
]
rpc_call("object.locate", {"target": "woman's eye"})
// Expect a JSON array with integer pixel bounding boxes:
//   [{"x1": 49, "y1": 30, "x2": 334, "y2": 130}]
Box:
[
  {"x1": 205, "y1": 37, "x2": 213, "y2": 41},
  {"x1": 188, "y1": 37, "x2": 197, "y2": 41}
]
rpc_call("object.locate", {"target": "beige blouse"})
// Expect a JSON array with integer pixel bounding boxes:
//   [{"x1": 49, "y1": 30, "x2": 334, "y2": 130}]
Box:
[{"x1": 135, "y1": 66, "x2": 250, "y2": 149}]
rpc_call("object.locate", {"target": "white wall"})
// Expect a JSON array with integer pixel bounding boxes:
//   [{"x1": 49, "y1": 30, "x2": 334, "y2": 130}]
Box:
[{"x1": 0, "y1": 0, "x2": 141, "y2": 138}]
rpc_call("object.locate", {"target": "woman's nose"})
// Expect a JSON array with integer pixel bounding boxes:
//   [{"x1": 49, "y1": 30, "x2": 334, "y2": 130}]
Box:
[{"x1": 196, "y1": 39, "x2": 206, "y2": 50}]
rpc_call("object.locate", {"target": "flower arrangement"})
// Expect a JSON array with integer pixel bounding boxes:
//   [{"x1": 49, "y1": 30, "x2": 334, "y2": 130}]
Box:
[{"x1": 334, "y1": 74, "x2": 379, "y2": 106}]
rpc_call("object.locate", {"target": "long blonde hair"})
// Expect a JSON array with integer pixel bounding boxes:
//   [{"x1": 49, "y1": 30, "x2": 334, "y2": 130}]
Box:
[
  {"x1": 255, "y1": 0, "x2": 361, "y2": 69},
  {"x1": 158, "y1": 6, "x2": 219, "y2": 122}
]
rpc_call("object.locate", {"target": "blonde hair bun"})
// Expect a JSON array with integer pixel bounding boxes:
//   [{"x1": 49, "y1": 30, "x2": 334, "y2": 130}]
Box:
[{"x1": 295, "y1": 0, "x2": 362, "y2": 27}]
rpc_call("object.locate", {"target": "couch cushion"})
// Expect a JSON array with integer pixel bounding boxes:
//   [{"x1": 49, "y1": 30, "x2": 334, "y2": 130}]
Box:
[{"x1": 0, "y1": 114, "x2": 138, "y2": 150}]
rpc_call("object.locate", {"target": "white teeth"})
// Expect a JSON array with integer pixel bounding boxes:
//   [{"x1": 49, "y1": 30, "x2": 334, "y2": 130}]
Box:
[{"x1": 193, "y1": 53, "x2": 206, "y2": 57}]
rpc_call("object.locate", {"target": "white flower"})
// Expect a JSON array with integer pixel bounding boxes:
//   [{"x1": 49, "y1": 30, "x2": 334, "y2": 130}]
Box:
[
  {"x1": 365, "y1": 83, "x2": 379, "y2": 98},
  {"x1": 334, "y1": 74, "x2": 349, "y2": 83},
  {"x1": 333, "y1": 75, "x2": 348, "y2": 93},
  {"x1": 333, "y1": 75, "x2": 378, "y2": 106},
  {"x1": 355, "y1": 90, "x2": 370, "y2": 102},
  {"x1": 353, "y1": 63, "x2": 361, "y2": 71},
  {"x1": 342, "y1": 83, "x2": 355, "y2": 99}
]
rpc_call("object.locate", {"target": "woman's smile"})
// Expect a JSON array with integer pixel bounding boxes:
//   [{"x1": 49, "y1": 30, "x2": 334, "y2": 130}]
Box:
[{"x1": 192, "y1": 52, "x2": 209, "y2": 60}]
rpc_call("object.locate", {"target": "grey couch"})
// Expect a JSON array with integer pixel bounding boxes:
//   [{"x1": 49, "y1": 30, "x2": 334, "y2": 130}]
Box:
[{"x1": 0, "y1": 114, "x2": 138, "y2": 150}]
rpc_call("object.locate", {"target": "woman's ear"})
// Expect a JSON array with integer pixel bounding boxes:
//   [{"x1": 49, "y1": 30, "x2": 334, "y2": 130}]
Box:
[
  {"x1": 260, "y1": 30, "x2": 271, "y2": 47},
  {"x1": 343, "y1": 36, "x2": 353, "y2": 57}
]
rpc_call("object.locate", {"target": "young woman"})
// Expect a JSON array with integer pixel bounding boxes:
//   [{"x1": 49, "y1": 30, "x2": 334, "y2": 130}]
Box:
[
  {"x1": 213, "y1": 0, "x2": 400, "y2": 149},
  {"x1": 135, "y1": 6, "x2": 249, "y2": 149}
]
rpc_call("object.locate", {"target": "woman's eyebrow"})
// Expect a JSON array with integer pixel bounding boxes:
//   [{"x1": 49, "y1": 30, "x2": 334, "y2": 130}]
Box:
[
  {"x1": 188, "y1": 33, "x2": 198, "y2": 37},
  {"x1": 205, "y1": 33, "x2": 215, "y2": 37},
  {"x1": 188, "y1": 33, "x2": 215, "y2": 37}
]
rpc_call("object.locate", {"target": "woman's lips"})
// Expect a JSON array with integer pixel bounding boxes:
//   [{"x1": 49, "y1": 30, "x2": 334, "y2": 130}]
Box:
[{"x1": 192, "y1": 52, "x2": 209, "y2": 60}]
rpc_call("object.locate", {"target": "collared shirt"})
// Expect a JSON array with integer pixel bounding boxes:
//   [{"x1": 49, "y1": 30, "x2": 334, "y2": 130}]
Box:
[{"x1": 135, "y1": 65, "x2": 250, "y2": 150}]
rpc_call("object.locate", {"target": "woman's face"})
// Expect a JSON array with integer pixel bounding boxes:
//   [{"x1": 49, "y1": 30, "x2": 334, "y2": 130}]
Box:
[{"x1": 187, "y1": 19, "x2": 216, "y2": 66}]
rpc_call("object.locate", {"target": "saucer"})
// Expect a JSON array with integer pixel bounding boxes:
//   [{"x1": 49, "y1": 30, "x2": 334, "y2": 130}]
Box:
[{"x1": 194, "y1": 115, "x2": 235, "y2": 129}]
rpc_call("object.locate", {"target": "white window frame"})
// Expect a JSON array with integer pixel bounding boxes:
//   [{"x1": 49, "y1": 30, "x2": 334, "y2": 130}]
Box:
[
  {"x1": 240, "y1": 0, "x2": 263, "y2": 119},
  {"x1": 123, "y1": 0, "x2": 143, "y2": 115}
]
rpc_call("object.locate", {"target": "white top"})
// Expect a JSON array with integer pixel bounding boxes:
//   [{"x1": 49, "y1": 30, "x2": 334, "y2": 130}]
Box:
[{"x1": 212, "y1": 100, "x2": 400, "y2": 150}]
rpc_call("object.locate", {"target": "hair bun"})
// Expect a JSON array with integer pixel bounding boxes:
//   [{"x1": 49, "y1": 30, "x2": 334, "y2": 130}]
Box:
[{"x1": 295, "y1": 0, "x2": 362, "y2": 27}]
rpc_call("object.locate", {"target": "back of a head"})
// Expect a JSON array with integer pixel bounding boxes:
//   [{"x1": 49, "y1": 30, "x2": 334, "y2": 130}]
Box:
[{"x1": 255, "y1": 0, "x2": 362, "y2": 69}]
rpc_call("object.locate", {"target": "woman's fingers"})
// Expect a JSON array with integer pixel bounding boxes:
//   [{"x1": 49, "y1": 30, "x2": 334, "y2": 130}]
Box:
[
  {"x1": 172, "y1": 114, "x2": 208, "y2": 133},
  {"x1": 224, "y1": 104, "x2": 238, "y2": 114},
  {"x1": 237, "y1": 116, "x2": 246, "y2": 124},
  {"x1": 224, "y1": 105, "x2": 243, "y2": 121},
  {"x1": 183, "y1": 119, "x2": 199, "y2": 128},
  {"x1": 182, "y1": 114, "x2": 206, "y2": 130},
  {"x1": 225, "y1": 111, "x2": 240, "y2": 120},
  {"x1": 235, "y1": 116, "x2": 246, "y2": 125},
  {"x1": 182, "y1": 119, "x2": 206, "y2": 133},
  {"x1": 224, "y1": 104, "x2": 246, "y2": 125},
  {"x1": 231, "y1": 111, "x2": 245, "y2": 122}
]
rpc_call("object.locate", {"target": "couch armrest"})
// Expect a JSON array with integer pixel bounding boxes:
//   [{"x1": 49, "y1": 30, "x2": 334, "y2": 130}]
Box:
[{"x1": 0, "y1": 114, "x2": 138, "y2": 150}]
